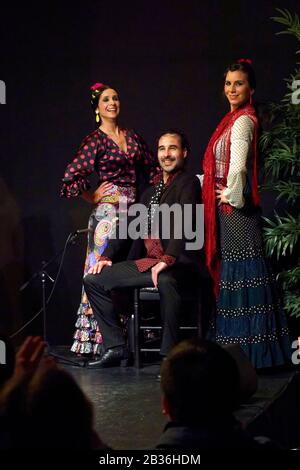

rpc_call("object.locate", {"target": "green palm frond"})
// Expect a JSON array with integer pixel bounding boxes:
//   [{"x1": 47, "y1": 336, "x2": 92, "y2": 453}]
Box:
[
  {"x1": 279, "y1": 266, "x2": 300, "y2": 288},
  {"x1": 261, "y1": 9, "x2": 300, "y2": 317},
  {"x1": 272, "y1": 9, "x2": 300, "y2": 41},
  {"x1": 283, "y1": 290, "x2": 300, "y2": 317},
  {"x1": 262, "y1": 181, "x2": 300, "y2": 204},
  {"x1": 263, "y1": 213, "x2": 300, "y2": 258},
  {"x1": 264, "y1": 140, "x2": 300, "y2": 178}
]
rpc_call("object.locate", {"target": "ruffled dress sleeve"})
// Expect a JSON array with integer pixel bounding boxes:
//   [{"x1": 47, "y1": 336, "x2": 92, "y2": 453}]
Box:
[
  {"x1": 223, "y1": 115, "x2": 254, "y2": 209},
  {"x1": 60, "y1": 131, "x2": 100, "y2": 198}
]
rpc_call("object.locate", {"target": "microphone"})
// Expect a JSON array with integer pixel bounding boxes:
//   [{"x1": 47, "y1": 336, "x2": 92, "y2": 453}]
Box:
[{"x1": 74, "y1": 228, "x2": 91, "y2": 234}]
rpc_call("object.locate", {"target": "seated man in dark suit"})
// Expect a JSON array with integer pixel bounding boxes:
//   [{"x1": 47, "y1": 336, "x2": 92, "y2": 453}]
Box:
[{"x1": 84, "y1": 129, "x2": 207, "y2": 368}]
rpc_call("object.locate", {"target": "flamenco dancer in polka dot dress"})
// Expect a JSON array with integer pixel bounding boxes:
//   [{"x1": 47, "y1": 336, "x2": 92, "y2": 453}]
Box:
[
  {"x1": 202, "y1": 60, "x2": 290, "y2": 368},
  {"x1": 61, "y1": 83, "x2": 159, "y2": 356}
]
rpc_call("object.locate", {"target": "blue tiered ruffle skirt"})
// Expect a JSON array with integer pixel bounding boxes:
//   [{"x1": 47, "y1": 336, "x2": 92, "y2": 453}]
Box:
[{"x1": 212, "y1": 205, "x2": 291, "y2": 369}]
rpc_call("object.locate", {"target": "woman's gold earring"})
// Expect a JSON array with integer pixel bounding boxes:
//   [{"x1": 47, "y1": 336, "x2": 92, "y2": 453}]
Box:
[{"x1": 95, "y1": 111, "x2": 100, "y2": 123}]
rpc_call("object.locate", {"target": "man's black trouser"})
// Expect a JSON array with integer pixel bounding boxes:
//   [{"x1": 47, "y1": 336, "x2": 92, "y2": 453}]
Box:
[{"x1": 83, "y1": 260, "x2": 201, "y2": 356}]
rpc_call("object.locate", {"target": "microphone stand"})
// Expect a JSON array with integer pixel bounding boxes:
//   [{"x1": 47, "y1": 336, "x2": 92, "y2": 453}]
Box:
[{"x1": 20, "y1": 230, "x2": 87, "y2": 367}]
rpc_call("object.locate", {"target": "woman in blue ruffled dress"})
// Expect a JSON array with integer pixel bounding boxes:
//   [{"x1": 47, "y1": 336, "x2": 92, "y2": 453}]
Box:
[{"x1": 202, "y1": 60, "x2": 290, "y2": 368}]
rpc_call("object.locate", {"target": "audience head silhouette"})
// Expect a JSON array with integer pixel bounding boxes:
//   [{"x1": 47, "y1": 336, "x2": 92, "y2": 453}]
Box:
[{"x1": 160, "y1": 338, "x2": 240, "y2": 425}]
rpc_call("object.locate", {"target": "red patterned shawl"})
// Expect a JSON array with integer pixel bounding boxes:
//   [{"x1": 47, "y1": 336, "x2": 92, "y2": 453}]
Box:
[{"x1": 202, "y1": 103, "x2": 260, "y2": 297}]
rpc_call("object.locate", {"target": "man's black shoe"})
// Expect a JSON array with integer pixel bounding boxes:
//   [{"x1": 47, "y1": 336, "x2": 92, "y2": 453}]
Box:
[{"x1": 87, "y1": 346, "x2": 128, "y2": 368}]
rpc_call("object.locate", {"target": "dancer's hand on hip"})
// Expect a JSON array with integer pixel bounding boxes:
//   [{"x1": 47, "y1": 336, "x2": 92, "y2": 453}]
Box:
[
  {"x1": 215, "y1": 183, "x2": 229, "y2": 205},
  {"x1": 93, "y1": 182, "x2": 114, "y2": 203}
]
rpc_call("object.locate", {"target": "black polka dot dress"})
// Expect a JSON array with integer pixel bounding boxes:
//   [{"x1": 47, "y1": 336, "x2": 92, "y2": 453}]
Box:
[{"x1": 61, "y1": 128, "x2": 160, "y2": 355}]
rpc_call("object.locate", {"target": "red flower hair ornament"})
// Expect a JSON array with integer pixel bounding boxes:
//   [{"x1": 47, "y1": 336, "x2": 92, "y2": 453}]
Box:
[
  {"x1": 237, "y1": 58, "x2": 253, "y2": 65},
  {"x1": 90, "y1": 82, "x2": 106, "y2": 91}
]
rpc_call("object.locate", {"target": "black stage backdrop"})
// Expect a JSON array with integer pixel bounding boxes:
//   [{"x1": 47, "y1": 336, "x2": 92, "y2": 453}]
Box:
[{"x1": 0, "y1": 0, "x2": 299, "y2": 344}]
